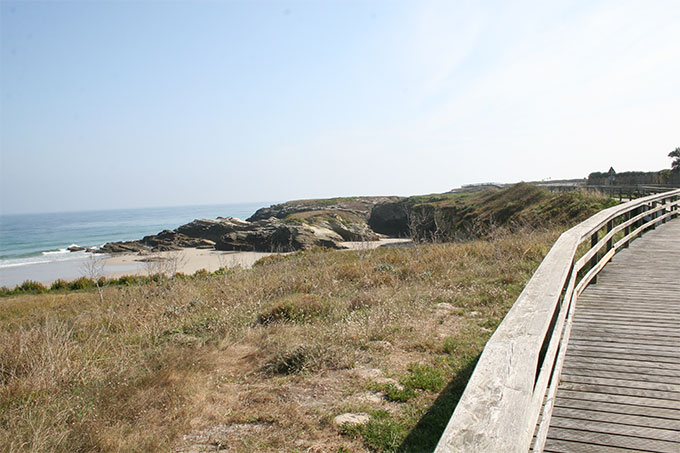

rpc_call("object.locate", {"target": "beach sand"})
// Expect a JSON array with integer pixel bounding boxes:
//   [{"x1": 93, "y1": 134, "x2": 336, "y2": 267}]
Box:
[
  {"x1": 102, "y1": 237, "x2": 412, "y2": 278},
  {"x1": 1, "y1": 238, "x2": 411, "y2": 288}
]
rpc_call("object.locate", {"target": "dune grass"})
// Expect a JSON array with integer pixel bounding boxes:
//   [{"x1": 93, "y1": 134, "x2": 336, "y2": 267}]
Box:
[{"x1": 1, "y1": 227, "x2": 560, "y2": 452}]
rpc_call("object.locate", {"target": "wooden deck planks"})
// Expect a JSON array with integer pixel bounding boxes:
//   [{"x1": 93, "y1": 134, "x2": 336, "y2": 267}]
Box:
[{"x1": 543, "y1": 219, "x2": 680, "y2": 452}]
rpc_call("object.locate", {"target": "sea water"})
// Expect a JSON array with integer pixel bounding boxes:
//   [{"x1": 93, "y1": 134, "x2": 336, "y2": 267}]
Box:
[{"x1": 0, "y1": 202, "x2": 271, "y2": 287}]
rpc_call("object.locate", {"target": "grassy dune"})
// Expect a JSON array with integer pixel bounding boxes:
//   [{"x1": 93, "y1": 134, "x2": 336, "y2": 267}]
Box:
[{"x1": 1, "y1": 228, "x2": 559, "y2": 452}]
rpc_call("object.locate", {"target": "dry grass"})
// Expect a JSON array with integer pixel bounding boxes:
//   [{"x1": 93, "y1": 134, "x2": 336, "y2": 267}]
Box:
[{"x1": 1, "y1": 227, "x2": 560, "y2": 452}]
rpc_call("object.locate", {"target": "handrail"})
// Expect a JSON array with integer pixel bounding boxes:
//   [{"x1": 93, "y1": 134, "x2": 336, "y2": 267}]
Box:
[{"x1": 435, "y1": 188, "x2": 680, "y2": 452}]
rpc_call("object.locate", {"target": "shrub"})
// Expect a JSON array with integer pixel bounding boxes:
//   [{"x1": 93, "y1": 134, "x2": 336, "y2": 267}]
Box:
[
  {"x1": 192, "y1": 269, "x2": 210, "y2": 279},
  {"x1": 17, "y1": 280, "x2": 47, "y2": 293},
  {"x1": 50, "y1": 279, "x2": 69, "y2": 290},
  {"x1": 69, "y1": 277, "x2": 95, "y2": 290},
  {"x1": 264, "y1": 345, "x2": 318, "y2": 375},
  {"x1": 257, "y1": 294, "x2": 331, "y2": 325}
]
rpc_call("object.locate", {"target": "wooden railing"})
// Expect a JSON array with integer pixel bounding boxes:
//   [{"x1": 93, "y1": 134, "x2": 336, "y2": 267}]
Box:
[
  {"x1": 435, "y1": 188, "x2": 680, "y2": 453},
  {"x1": 541, "y1": 184, "x2": 677, "y2": 200}
]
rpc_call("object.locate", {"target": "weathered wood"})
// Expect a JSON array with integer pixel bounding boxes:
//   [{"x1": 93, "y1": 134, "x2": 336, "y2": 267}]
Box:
[
  {"x1": 563, "y1": 355, "x2": 680, "y2": 372},
  {"x1": 563, "y1": 358, "x2": 680, "y2": 375},
  {"x1": 569, "y1": 337, "x2": 679, "y2": 350},
  {"x1": 541, "y1": 218, "x2": 680, "y2": 452},
  {"x1": 544, "y1": 438, "x2": 641, "y2": 453},
  {"x1": 565, "y1": 344, "x2": 680, "y2": 360},
  {"x1": 435, "y1": 230, "x2": 580, "y2": 452},
  {"x1": 561, "y1": 367, "x2": 680, "y2": 384},
  {"x1": 558, "y1": 374, "x2": 680, "y2": 394},
  {"x1": 567, "y1": 340, "x2": 680, "y2": 354},
  {"x1": 554, "y1": 395, "x2": 680, "y2": 419},
  {"x1": 551, "y1": 406, "x2": 680, "y2": 430},
  {"x1": 436, "y1": 190, "x2": 680, "y2": 452},
  {"x1": 546, "y1": 427, "x2": 680, "y2": 453},
  {"x1": 549, "y1": 416, "x2": 680, "y2": 442},
  {"x1": 564, "y1": 348, "x2": 680, "y2": 364}
]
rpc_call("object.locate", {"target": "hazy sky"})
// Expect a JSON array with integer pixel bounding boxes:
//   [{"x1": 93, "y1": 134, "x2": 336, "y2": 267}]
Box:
[{"x1": 1, "y1": 0, "x2": 679, "y2": 214}]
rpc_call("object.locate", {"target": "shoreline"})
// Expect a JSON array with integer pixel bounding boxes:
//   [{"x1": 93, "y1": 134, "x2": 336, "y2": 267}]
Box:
[{"x1": 0, "y1": 238, "x2": 411, "y2": 288}]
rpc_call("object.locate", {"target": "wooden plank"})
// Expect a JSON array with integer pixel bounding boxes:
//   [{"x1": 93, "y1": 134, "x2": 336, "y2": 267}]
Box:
[
  {"x1": 563, "y1": 355, "x2": 680, "y2": 372},
  {"x1": 559, "y1": 382, "x2": 680, "y2": 403},
  {"x1": 561, "y1": 366, "x2": 680, "y2": 384},
  {"x1": 570, "y1": 338, "x2": 680, "y2": 354},
  {"x1": 563, "y1": 361, "x2": 680, "y2": 379},
  {"x1": 559, "y1": 375, "x2": 680, "y2": 396},
  {"x1": 569, "y1": 322, "x2": 680, "y2": 336},
  {"x1": 573, "y1": 311, "x2": 680, "y2": 322},
  {"x1": 567, "y1": 335, "x2": 677, "y2": 347},
  {"x1": 571, "y1": 317, "x2": 680, "y2": 328},
  {"x1": 546, "y1": 427, "x2": 680, "y2": 453},
  {"x1": 551, "y1": 406, "x2": 680, "y2": 431},
  {"x1": 566, "y1": 342, "x2": 680, "y2": 358},
  {"x1": 544, "y1": 438, "x2": 641, "y2": 453},
  {"x1": 556, "y1": 389, "x2": 679, "y2": 410},
  {"x1": 554, "y1": 397, "x2": 680, "y2": 422},
  {"x1": 575, "y1": 305, "x2": 680, "y2": 314},
  {"x1": 568, "y1": 328, "x2": 679, "y2": 342},
  {"x1": 549, "y1": 416, "x2": 680, "y2": 443},
  {"x1": 569, "y1": 319, "x2": 680, "y2": 333},
  {"x1": 565, "y1": 348, "x2": 680, "y2": 365}
]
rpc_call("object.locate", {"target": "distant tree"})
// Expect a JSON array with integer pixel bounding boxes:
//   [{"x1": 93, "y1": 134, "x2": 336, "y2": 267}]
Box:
[{"x1": 670, "y1": 147, "x2": 680, "y2": 171}]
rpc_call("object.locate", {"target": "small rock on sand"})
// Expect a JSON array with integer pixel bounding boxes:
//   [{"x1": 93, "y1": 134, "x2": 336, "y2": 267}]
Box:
[{"x1": 333, "y1": 413, "x2": 370, "y2": 426}]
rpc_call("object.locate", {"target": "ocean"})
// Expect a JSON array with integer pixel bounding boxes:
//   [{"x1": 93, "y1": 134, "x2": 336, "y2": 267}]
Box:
[{"x1": 0, "y1": 202, "x2": 271, "y2": 287}]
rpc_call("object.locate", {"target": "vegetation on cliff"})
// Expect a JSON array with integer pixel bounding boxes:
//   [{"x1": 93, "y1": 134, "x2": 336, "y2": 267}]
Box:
[{"x1": 369, "y1": 183, "x2": 618, "y2": 241}]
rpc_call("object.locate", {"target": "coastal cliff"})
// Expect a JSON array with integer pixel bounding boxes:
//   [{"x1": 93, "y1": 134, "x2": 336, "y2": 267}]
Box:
[
  {"x1": 97, "y1": 186, "x2": 618, "y2": 254},
  {"x1": 98, "y1": 196, "x2": 399, "y2": 254}
]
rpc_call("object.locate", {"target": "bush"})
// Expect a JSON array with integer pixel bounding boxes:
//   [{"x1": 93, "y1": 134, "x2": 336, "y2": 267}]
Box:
[
  {"x1": 69, "y1": 277, "x2": 95, "y2": 290},
  {"x1": 257, "y1": 294, "x2": 331, "y2": 325},
  {"x1": 17, "y1": 280, "x2": 47, "y2": 293},
  {"x1": 50, "y1": 279, "x2": 69, "y2": 290},
  {"x1": 192, "y1": 269, "x2": 210, "y2": 279}
]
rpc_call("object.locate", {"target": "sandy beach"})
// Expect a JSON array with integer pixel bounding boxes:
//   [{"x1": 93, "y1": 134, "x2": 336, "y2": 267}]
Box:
[
  {"x1": 0, "y1": 238, "x2": 411, "y2": 288},
  {"x1": 102, "y1": 237, "x2": 411, "y2": 278}
]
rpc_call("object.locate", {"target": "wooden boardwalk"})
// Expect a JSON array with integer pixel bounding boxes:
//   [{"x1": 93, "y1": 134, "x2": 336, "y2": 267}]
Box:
[{"x1": 543, "y1": 219, "x2": 680, "y2": 452}]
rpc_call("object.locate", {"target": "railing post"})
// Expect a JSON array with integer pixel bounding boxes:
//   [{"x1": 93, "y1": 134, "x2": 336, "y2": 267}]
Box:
[
  {"x1": 637, "y1": 205, "x2": 645, "y2": 238},
  {"x1": 651, "y1": 202, "x2": 657, "y2": 230},
  {"x1": 662, "y1": 199, "x2": 667, "y2": 224},
  {"x1": 624, "y1": 210, "x2": 632, "y2": 248},
  {"x1": 606, "y1": 220, "x2": 613, "y2": 253},
  {"x1": 590, "y1": 230, "x2": 598, "y2": 284}
]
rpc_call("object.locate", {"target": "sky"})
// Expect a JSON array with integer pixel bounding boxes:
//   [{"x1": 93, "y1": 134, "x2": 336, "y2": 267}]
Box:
[{"x1": 1, "y1": 0, "x2": 679, "y2": 214}]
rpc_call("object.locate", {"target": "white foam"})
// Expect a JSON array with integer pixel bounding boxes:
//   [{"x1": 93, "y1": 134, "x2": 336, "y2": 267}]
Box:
[
  {"x1": 0, "y1": 250, "x2": 90, "y2": 269},
  {"x1": 42, "y1": 249, "x2": 68, "y2": 256}
]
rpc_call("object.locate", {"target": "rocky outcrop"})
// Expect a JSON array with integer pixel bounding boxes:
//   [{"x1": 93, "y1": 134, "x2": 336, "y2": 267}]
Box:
[
  {"x1": 175, "y1": 218, "x2": 251, "y2": 242},
  {"x1": 215, "y1": 219, "x2": 346, "y2": 252},
  {"x1": 97, "y1": 241, "x2": 147, "y2": 254},
  {"x1": 95, "y1": 196, "x2": 414, "y2": 255},
  {"x1": 247, "y1": 196, "x2": 403, "y2": 222},
  {"x1": 97, "y1": 217, "x2": 348, "y2": 254},
  {"x1": 142, "y1": 230, "x2": 215, "y2": 251},
  {"x1": 67, "y1": 245, "x2": 85, "y2": 252}
]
